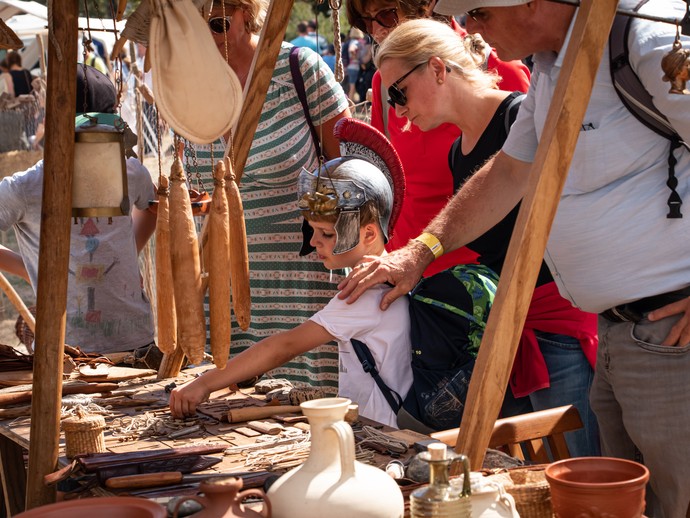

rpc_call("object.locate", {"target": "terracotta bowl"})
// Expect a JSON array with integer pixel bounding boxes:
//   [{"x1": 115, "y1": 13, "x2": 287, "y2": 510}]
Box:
[
  {"x1": 14, "y1": 496, "x2": 166, "y2": 518},
  {"x1": 545, "y1": 457, "x2": 649, "y2": 518}
]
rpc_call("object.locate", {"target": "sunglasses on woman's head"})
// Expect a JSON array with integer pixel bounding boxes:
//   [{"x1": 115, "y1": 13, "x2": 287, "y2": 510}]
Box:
[
  {"x1": 208, "y1": 15, "x2": 231, "y2": 34},
  {"x1": 359, "y1": 7, "x2": 399, "y2": 34},
  {"x1": 387, "y1": 62, "x2": 424, "y2": 108}
]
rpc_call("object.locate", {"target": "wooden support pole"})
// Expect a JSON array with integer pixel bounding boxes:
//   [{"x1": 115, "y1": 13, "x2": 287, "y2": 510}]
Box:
[
  {"x1": 229, "y1": 0, "x2": 296, "y2": 181},
  {"x1": 157, "y1": 0, "x2": 295, "y2": 379},
  {"x1": 453, "y1": 0, "x2": 618, "y2": 470},
  {"x1": 25, "y1": 0, "x2": 78, "y2": 509}
]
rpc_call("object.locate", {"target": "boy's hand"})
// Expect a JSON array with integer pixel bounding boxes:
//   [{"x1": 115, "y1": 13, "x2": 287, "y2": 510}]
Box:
[{"x1": 169, "y1": 379, "x2": 212, "y2": 418}]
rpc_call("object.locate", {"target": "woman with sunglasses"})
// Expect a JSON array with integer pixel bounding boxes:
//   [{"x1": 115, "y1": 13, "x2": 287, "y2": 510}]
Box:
[
  {"x1": 191, "y1": 0, "x2": 350, "y2": 393},
  {"x1": 374, "y1": 18, "x2": 600, "y2": 458},
  {"x1": 346, "y1": 0, "x2": 530, "y2": 277}
]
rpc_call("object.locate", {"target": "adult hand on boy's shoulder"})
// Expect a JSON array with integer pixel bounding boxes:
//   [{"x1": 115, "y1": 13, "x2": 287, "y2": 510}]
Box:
[{"x1": 337, "y1": 242, "x2": 433, "y2": 310}]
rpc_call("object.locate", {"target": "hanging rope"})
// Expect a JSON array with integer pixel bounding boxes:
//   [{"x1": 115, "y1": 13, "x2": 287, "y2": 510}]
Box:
[
  {"x1": 330, "y1": 0, "x2": 345, "y2": 84},
  {"x1": 47, "y1": 0, "x2": 64, "y2": 62}
]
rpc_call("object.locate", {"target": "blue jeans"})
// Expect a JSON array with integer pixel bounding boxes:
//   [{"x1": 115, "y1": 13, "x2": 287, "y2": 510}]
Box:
[{"x1": 501, "y1": 331, "x2": 600, "y2": 458}]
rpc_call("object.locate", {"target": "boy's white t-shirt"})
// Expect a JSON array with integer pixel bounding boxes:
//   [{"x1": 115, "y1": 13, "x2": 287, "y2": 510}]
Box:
[{"x1": 310, "y1": 284, "x2": 413, "y2": 427}]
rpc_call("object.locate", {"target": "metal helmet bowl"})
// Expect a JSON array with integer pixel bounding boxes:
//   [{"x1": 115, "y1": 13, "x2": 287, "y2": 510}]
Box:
[{"x1": 298, "y1": 157, "x2": 393, "y2": 254}]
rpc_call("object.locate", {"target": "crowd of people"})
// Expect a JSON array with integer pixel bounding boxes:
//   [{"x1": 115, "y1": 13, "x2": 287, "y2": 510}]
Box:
[
  {"x1": 0, "y1": 50, "x2": 45, "y2": 151},
  {"x1": 2, "y1": 0, "x2": 689, "y2": 515},
  {"x1": 289, "y1": 18, "x2": 375, "y2": 103}
]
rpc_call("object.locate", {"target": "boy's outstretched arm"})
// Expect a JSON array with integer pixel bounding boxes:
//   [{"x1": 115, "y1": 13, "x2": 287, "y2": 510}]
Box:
[
  {"x1": 0, "y1": 244, "x2": 30, "y2": 283},
  {"x1": 169, "y1": 321, "x2": 334, "y2": 418}
]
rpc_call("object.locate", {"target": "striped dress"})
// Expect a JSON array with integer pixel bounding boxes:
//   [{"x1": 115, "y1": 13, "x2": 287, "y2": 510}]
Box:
[{"x1": 188, "y1": 44, "x2": 349, "y2": 394}]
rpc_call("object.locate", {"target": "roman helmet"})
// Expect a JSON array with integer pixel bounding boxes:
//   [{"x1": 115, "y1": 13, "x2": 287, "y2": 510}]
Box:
[{"x1": 298, "y1": 118, "x2": 405, "y2": 255}]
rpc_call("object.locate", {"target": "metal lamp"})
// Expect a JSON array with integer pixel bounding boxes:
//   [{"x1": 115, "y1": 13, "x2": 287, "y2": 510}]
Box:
[{"x1": 72, "y1": 114, "x2": 130, "y2": 218}]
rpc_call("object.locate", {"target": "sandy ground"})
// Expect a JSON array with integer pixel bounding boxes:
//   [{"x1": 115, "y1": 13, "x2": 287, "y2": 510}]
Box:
[
  {"x1": 0, "y1": 151, "x2": 42, "y2": 349},
  {"x1": 0, "y1": 149, "x2": 42, "y2": 179},
  {"x1": 0, "y1": 318, "x2": 23, "y2": 349}
]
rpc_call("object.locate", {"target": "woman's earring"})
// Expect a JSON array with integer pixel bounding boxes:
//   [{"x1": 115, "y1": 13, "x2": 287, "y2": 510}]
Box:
[
  {"x1": 437, "y1": 78, "x2": 443, "y2": 84},
  {"x1": 661, "y1": 19, "x2": 690, "y2": 94}
]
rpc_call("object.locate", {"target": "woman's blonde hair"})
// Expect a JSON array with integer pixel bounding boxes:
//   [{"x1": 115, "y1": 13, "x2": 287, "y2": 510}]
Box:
[
  {"x1": 373, "y1": 18, "x2": 499, "y2": 90},
  {"x1": 205, "y1": 0, "x2": 268, "y2": 34}
]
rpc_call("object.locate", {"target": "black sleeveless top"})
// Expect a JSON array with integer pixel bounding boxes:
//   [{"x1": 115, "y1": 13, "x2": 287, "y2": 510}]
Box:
[
  {"x1": 10, "y1": 69, "x2": 32, "y2": 96},
  {"x1": 448, "y1": 91, "x2": 553, "y2": 287}
]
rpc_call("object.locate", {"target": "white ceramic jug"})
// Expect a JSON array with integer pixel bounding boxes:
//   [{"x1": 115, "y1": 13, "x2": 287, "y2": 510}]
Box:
[
  {"x1": 452, "y1": 474, "x2": 520, "y2": 518},
  {"x1": 267, "y1": 397, "x2": 404, "y2": 518}
]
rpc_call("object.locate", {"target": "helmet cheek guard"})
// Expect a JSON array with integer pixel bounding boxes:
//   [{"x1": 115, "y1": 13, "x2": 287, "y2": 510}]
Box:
[{"x1": 333, "y1": 210, "x2": 361, "y2": 254}]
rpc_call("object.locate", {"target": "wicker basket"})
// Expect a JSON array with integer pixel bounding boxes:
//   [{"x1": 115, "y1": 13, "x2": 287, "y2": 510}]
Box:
[
  {"x1": 486, "y1": 465, "x2": 553, "y2": 518},
  {"x1": 506, "y1": 465, "x2": 553, "y2": 518},
  {"x1": 62, "y1": 412, "x2": 106, "y2": 459}
]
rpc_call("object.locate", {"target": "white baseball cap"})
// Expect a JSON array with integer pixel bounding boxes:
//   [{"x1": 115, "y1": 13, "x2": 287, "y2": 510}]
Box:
[{"x1": 434, "y1": 0, "x2": 531, "y2": 16}]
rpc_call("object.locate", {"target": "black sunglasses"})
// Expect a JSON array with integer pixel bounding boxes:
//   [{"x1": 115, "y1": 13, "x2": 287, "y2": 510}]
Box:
[
  {"x1": 208, "y1": 15, "x2": 231, "y2": 34},
  {"x1": 359, "y1": 7, "x2": 399, "y2": 34},
  {"x1": 466, "y1": 7, "x2": 487, "y2": 22},
  {"x1": 387, "y1": 62, "x2": 424, "y2": 108}
]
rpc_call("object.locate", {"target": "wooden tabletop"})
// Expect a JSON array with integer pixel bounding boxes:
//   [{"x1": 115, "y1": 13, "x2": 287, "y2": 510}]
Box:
[{"x1": 0, "y1": 364, "x2": 420, "y2": 509}]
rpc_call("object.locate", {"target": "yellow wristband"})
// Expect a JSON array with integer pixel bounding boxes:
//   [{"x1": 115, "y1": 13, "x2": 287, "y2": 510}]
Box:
[{"x1": 414, "y1": 232, "x2": 444, "y2": 259}]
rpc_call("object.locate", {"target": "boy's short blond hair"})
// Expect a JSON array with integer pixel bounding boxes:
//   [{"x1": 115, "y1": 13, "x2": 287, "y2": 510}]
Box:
[{"x1": 302, "y1": 199, "x2": 382, "y2": 230}]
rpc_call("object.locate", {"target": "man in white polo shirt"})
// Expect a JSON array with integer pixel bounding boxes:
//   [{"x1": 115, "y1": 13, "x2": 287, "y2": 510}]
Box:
[{"x1": 338, "y1": 0, "x2": 690, "y2": 515}]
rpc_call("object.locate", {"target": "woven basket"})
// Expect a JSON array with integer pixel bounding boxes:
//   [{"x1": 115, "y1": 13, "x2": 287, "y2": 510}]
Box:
[
  {"x1": 485, "y1": 465, "x2": 553, "y2": 518},
  {"x1": 506, "y1": 465, "x2": 553, "y2": 518},
  {"x1": 62, "y1": 412, "x2": 106, "y2": 459}
]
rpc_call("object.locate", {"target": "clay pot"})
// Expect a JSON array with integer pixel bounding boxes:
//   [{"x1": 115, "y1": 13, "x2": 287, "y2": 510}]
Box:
[
  {"x1": 14, "y1": 496, "x2": 166, "y2": 518},
  {"x1": 545, "y1": 457, "x2": 649, "y2": 518},
  {"x1": 172, "y1": 477, "x2": 271, "y2": 518}
]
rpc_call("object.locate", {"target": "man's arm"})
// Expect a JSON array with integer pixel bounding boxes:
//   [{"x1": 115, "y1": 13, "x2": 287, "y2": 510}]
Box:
[
  {"x1": 0, "y1": 244, "x2": 30, "y2": 283},
  {"x1": 338, "y1": 151, "x2": 532, "y2": 309}
]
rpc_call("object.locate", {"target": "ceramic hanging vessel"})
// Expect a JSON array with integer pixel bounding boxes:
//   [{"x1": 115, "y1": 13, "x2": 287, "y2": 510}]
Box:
[
  {"x1": 172, "y1": 477, "x2": 271, "y2": 518},
  {"x1": 267, "y1": 397, "x2": 404, "y2": 518}
]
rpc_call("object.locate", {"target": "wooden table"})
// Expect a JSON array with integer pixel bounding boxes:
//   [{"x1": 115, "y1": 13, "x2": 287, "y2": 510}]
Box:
[{"x1": 0, "y1": 365, "x2": 420, "y2": 516}]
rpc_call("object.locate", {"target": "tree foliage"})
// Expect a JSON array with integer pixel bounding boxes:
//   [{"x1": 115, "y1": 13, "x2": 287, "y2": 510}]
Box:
[
  {"x1": 33, "y1": 0, "x2": 349, "y2": 43},
  {"x1": 289, "y1": 1, "x2": 351, "y2": 43}
]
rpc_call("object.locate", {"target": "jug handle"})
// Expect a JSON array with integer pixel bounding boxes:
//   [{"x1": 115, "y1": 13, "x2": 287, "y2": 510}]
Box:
[
  {"x1": 171, "y1": 495, "x2": 206, "y2": 518},
  {"x1": 327, "y1": 420, "x2": 356, "y2": 479},
  {"x1": 450, "y1": 453, "x2": 471, "y2": 497},
  {"x1": 485, "y1": 481, "x2": 519, "y2": 517},
  {"x1": 238, "y1": 488, "x2": 273, "y2": 518}
]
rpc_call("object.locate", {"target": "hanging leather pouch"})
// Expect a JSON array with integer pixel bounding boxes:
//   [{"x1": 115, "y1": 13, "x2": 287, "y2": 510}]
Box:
[{"x1": 149, "y1": 0, "x2": 243, "y2": 144}]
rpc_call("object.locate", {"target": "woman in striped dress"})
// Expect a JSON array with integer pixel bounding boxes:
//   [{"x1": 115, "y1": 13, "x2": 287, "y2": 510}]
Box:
[{"x1": 189, "y1": 0, "x2": 350, "y2": 393}]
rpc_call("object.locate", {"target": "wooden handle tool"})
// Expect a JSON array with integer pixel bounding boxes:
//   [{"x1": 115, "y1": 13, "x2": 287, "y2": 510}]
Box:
[
  {"x1": 246, "y1": 420, "x2": 283, "y2": 435},
  {"x1": 227, "y1": 405, "x2": 301, "y2": 423},
  {"x1": 0, "y1": 382, "x2": 119, "y2": 407},
  {"x1": 105, "y1": 470, "x2": 257, "y2": 489}
]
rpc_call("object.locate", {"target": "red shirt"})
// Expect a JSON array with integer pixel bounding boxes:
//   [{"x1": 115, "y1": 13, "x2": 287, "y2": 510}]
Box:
[
  {"x1": 372, "y1": 19, "x2": 531, "y2": 276},
  {"x1": 510, "y1": 282, "x2": 598, "y2": 398}
]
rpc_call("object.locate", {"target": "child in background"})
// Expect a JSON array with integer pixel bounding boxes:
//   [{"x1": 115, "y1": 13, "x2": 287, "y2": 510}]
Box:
[{"x1": 169, "y1": 120, "x2": 411, "y2": 427}]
